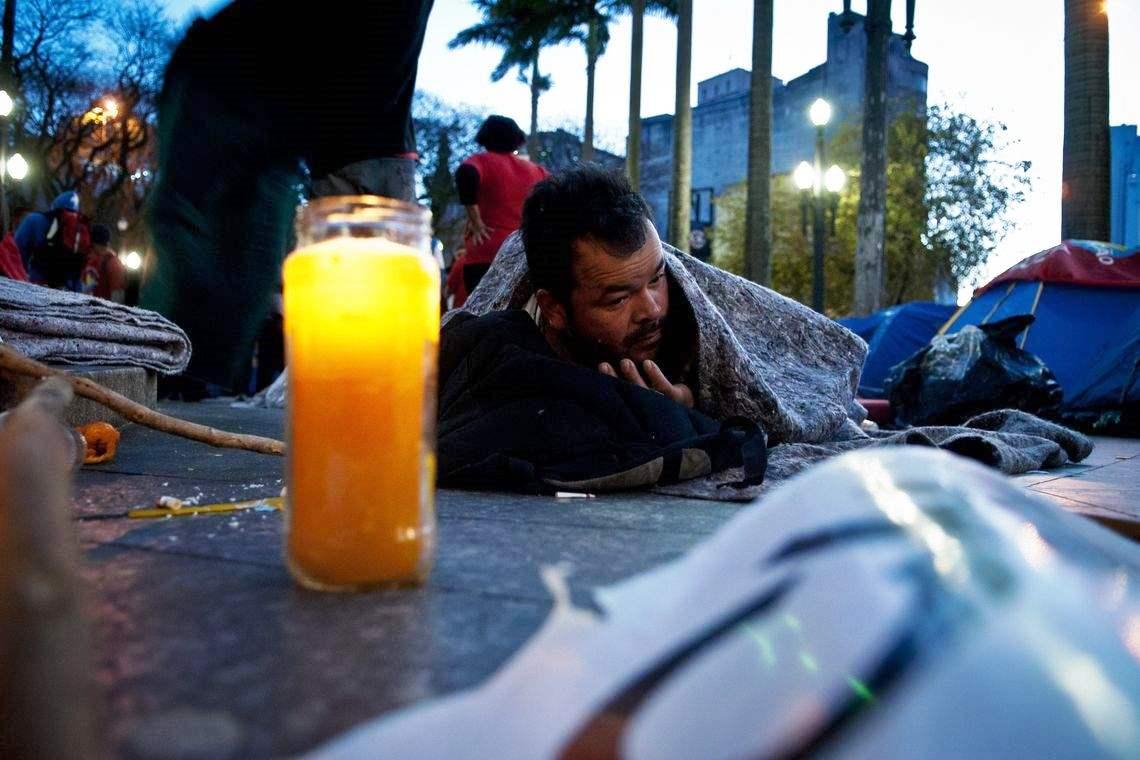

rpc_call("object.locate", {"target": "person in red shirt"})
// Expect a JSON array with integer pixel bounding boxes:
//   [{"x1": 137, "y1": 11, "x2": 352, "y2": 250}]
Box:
[
  {"x1": 80, "y1": 224, "x2": 127, "y2": 302},
  {"x1": 448, "y1": 115, "x2": 547, "y2": 306},
  {"x1": 0, "y1": 207, "x2": 31, "y2": 281}
]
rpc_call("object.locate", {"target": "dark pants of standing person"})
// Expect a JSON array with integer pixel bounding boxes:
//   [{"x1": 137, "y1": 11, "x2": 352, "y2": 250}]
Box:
[{"x1": 143, "y1": 0, "x2": 434, "y2": 393}]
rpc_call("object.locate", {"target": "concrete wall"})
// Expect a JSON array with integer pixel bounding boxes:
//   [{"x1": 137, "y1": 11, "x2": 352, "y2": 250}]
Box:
[{"x1": 1111, "y1": 125, "x2": 1140, "y2": 247}]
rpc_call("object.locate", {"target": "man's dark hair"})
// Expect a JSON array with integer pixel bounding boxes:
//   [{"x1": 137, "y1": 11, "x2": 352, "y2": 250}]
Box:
[{"x1": 521, "y1": 165, "x2": 652, "y2": 301}]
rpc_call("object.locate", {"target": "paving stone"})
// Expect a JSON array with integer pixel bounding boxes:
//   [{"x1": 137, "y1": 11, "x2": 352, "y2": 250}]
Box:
[
  {"x1": 1030, "y1": 459, "x2": 1140, "y2": 521},
  {"x1": 80, "y1": 548, "x2": 549, "y2": 758}
]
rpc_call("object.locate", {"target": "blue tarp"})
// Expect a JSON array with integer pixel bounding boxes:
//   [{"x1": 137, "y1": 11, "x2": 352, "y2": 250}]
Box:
[
  {"x1": 942, "y1": 282, "x2": 1140, "y2": 411},
  {"x1": 839, "y1": 302, "x2": 956, "y2": 398}
]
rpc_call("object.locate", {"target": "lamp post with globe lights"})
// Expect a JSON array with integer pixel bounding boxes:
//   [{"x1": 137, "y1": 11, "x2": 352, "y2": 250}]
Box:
[
  {"x1": 0, "y1": 87, "x2": 12, "y2": 233},
  {"x1": 794, "y1": 98, "x2": 846, "y2": 312}
]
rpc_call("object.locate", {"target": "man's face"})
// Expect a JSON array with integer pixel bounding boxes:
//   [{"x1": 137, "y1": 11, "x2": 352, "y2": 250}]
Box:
[{"x1": 542, "y1": 221, "x2": 670, "y2": 366}]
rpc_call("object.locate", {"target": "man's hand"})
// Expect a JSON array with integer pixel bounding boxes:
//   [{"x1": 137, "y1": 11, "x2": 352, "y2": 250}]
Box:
[{"x1": 599, "y1": 358, "x2": 695, "y2": 409}]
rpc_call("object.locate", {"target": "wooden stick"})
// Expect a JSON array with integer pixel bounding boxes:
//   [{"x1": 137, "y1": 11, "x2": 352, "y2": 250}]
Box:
[{"x1": 0, "y1": 343, "x2": 285, "y2": 456}]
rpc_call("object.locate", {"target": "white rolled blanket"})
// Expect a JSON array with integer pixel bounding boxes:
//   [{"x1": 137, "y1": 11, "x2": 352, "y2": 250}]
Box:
[{"x1": 0, "y1": 279, "x2": 191, "y2": 374}]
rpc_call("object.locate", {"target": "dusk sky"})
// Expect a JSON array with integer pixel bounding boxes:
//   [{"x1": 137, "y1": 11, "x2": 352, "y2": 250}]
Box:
[{"x1": 161, "y1": 1, "x2": 1140, "y2": 293}]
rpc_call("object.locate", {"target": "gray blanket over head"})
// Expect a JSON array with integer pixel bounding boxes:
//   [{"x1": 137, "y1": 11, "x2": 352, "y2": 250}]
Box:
[
  {"x1": 456, "y1": 235, "x2": 1092, "y2": 501},
  {"x1": 0, "y1": 278, "x2": 191, "y2": 374}
]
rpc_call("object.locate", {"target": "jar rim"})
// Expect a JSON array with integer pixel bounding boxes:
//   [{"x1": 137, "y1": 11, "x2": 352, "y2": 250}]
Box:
[{"x1": 300, "y1": 195, "x2": 431, "y2": 223}]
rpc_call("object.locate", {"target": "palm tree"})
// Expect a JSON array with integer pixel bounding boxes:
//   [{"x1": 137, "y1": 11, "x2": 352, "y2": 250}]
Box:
[
  {"x1": 1061, "y1": 0, "x2": 1110, "y2": 241},
  {"x1": 669, "y1": 0, "x2": 692, "y2": 249},
  {"x1": 450, "y1": 0, "x2": 578, "y2": 160},
  {"x1": 853, "y1": 0, "x2": 891, "y2": 316},
  {"x1": 744, "y1": 0, "x2": 773, "y2": 286},
  {"x1": 625, "y1": 0, "x2": 676, "y2": 189},
  {"x1": 572, "y1": 1, "x2": 610, "y2": 163},
  {"x1": 564, "y1": 1, "x2": 677, "y2": 172}
]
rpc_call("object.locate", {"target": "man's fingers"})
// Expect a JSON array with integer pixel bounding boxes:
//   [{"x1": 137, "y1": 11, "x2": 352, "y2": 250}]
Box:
[
  {"x1": 598, "y1": 362, "x2": 617, "y2": 378},
  {"x1": 641, "y1": 360, "x2": 673, "y2": 394},
  {"x1": 619, "y1": 359, "x2": 647, "y2": 388},
  {"x1": 643, "y1": 361, "x2": 695, "y2": 408},
  {"x1": 674, "y1": 383, "x2": 695, "y2": 408}
]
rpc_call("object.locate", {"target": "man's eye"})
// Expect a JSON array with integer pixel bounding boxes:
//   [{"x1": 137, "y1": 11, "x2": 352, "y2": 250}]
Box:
[{"x1": 606, "y1": 295, "x2": 629, "y2": 307}]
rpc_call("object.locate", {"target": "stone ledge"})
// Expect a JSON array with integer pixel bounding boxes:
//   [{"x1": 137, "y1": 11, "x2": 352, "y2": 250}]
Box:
[{"x1": 0, "y1": 365, "x2": 157, "y2": 427}]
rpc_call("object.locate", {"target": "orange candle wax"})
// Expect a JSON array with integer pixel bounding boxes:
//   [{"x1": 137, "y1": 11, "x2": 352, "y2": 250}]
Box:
[{"x1": 283, "y1": 235, "x2": 439, "y2": 591}]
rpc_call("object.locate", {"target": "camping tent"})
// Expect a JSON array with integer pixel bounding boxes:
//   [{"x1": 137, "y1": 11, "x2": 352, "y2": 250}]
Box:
[
  {"x1": 839, "y1": 302, "x2": 956, "y2": 398},
  {"x1": 940, "y1": 240, "x2": 1140, "y2": 413}
]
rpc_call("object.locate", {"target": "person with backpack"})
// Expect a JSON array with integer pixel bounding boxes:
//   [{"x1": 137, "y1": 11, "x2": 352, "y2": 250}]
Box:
[
  {"x1": 15, "y1": 191, "x2": 92, "y2": 290},
  {"x1": 80, "y1": 224, "x2": 127, "y2": 303}
]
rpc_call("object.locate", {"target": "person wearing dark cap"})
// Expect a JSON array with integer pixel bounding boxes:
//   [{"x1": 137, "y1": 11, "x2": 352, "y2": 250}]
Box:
[
  {"x1": 447, "y1": 115, "x2": 548, "y2": 306},
  {"x1": 80, "y1": 224, "x2": 126, "y2": 303}
]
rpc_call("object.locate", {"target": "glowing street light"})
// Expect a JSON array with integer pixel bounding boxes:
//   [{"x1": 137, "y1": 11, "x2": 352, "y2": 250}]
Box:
[
  {"x1": 824, "y1": 164, "x2": 847, "y2": 193},
  {"x1": 122, "y1": 250, "x2": 143, "y2": 271},
  {"x1": 6, "y1": 153, "x2": 28, "y2": 180},
  {"x1": 809, "y1": 98, "x2": 833, "y2": 128},
  {"x1": 103, "y1": 98, "x2": 119, "y2": 120},
  {"x1": 0, "y1": 90, "x2": 13, "y2": 118},
  {"x1": 796, "y1": 97, "x2": 844, "y2": 313},
  {"x1": 794, "y1": 161, "x2": 816, "y2": 192}
]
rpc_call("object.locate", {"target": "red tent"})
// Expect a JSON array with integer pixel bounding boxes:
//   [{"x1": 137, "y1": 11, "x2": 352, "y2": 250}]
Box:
[{"x1": 977, "y1": 240, "x2": 1140, "y2": 295}]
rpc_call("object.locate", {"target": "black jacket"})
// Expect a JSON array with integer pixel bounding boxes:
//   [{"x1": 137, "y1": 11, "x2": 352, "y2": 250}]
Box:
[{"x1": 437, "y1": 310, "x2": 766, "y2": 494}]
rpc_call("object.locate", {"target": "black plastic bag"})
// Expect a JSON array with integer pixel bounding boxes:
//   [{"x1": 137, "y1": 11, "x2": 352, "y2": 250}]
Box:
[{"x1": 884, "y1": 315, "x2": 1063, "y2": 427}]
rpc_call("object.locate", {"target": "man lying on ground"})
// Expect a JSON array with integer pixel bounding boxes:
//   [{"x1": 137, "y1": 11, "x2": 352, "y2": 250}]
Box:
[{"x1": 437, "y1": 165, "x2": 1092, "y2": 499}]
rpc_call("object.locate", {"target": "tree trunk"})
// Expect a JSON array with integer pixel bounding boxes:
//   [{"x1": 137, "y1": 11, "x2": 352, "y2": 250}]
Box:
[
  {"x1": 1, "y1": 0, "x2": 15, "y2": 235},
  {"x1": 1, "y1": 0, "x2": 14, "y2": 73},
  {"x1": 627, "y1": 0, "x2": 644, "y2": 189},
  {"x1": 744, "y1": 0, "x2": 773, "y2": 286},
  {"x1": 528, "y1": 53, "x2": 541, "y2": 161},
  {"x1": 669, "y1": 0, "x2": 692, "y2": 249},
  {"x1": 1061, "y1": 0, "x2": 1109, "y2": 241},
  {"x1": 583, "y1": 18, "x2": 598, "y2": 163},
  {"x1": 854, "y1": 0, "x2": 891, "y2": 316}
]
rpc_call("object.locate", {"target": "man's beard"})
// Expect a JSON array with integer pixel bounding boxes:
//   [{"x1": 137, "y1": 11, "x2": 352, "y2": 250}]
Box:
[{"x1": 558, "y1": 317, "x2": 666, "y2": 368}]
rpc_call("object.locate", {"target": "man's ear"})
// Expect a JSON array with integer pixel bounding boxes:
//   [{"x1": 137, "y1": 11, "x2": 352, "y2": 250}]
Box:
[{"x1": 535, "y1": 289, "x2": 569, "y2": 332}]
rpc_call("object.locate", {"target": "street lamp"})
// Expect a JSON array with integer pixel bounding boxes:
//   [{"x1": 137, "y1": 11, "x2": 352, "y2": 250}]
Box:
[
  {"x1": 0, "y1": 88, "x2": 14, "y2": 234},
  {"x1": 6, "y1": 152, "x2": 28, "y2": 180},
  {"x1": 824, "y1": 164, "x2": 846, "y2": 194},
  {"x1": 797, "y1": 97, "x2": 846, "y2": 312},
  {"x1": 809, "y1": 98, "x2": 832, "y2": 128},
  {"x1": 122, "y1": 250, "x2": 143, "y2": 271},
  {"x1": 793, "y1": 161, "x2": 816, "y2": 193}
]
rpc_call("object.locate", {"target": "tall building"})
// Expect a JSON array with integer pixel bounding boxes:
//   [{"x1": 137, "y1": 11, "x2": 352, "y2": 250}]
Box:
[
  {"x1": 638, "y1": 11, "x2": 928, "y2": 242},
  {"x1": 1110, "y1": 125, "x2": 1140, "y2": 248}
]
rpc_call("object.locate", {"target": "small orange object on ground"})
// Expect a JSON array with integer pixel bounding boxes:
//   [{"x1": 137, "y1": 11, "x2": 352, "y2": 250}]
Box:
[{"x1": 76, "y1": 422, "x2": 120, "y2": 464}]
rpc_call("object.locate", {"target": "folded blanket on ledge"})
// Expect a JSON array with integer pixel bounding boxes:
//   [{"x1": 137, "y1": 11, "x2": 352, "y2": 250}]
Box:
[
  {"x1": 0, "y1": 279, "x2": 191, "y2": 374},
  {"x1": 449, "y1": 235, "x2": 1092, "y2": 501}
]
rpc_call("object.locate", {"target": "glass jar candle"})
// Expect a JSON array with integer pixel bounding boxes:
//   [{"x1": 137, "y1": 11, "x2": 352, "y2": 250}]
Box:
[{"x1": 283, "y1": 196, "x2": 438, "y2": 591}]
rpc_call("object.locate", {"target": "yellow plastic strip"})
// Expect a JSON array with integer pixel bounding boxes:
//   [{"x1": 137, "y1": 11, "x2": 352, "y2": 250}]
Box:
[
  {"x1": 128, "y1": 497, "x2": 284, "y2": 520},
  {"x1": 937, "y1": 301, "x2": 970, "y2": 336},
  {"x1": 980, "y1": 282, "x2": 1016, "y2": 325},
  {"x1": 1018, "y1": 281, "x2": 1046, "y2": 349}
]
